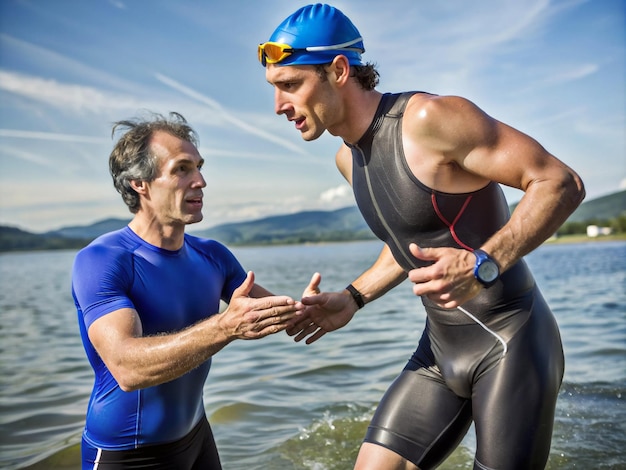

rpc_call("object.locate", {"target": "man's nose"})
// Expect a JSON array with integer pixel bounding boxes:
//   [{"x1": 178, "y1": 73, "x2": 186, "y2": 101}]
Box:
[
  {"x1": 274, "y1": 89, "x2": 288, "y2": 115},
  {"x1": 194, "y1": 171, "x2": 206, "y2": 188}
]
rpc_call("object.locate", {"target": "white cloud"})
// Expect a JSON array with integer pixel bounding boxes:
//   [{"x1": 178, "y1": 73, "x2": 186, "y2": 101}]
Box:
[
  {"x1": 519, "y1": 63, "x2": 602, "y2": 94},
  {"x1": 0, "y1": 70, "x2": 144, "y2": 113},
  {"x1": 0, "y1": 129, "x2": 109, "y2": 144},
  {"x1": 0, "y1": 179, "x2": 113, "y2": 207},
  {"x1": 0, "y1": 145, "x2": 53, "y2": 168},
  {"x1": 0, "y1": 34, "x2": 139, "y2": 92},
  {"x1": 320, "y1": 185, "x2": 353, "y2": 204},
  {"x1": 108, "y1": 0, "x2": 126, "y2": 10},
  {"x1": 544, "y1": 63, "x2": 599, "y2": 84}
]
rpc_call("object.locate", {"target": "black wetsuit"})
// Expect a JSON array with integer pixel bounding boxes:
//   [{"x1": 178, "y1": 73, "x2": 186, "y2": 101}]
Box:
[{"x1": 347, "y1": 92, "x2": 564, "y2": 469}]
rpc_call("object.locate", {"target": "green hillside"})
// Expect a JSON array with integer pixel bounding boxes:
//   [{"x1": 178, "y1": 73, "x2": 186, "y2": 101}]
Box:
[
  {"x1": 0, "y1": 226, "x2": 90, "y2": 252},
  {"x1": 46, "y1": 218, "x2": 131, "y2": 239},
  {"x1": 565, "y1": 190, "x2": 626, "y2": 222},
  {"x1": 197, "y1": 207, "x2": 375, "y2": 245}
]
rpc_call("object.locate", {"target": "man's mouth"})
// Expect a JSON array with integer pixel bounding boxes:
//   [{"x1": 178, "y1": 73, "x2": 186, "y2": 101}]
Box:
[
  {"x1": 186, "y1": 196, "x2": 203, "y2": 207},
  {"x1": 294, "y1": 117, "x2": 305, "y2": 130}
]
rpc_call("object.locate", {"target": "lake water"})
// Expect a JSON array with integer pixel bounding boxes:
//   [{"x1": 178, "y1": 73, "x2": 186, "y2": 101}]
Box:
[{"x1": 0, "y1": 240, "x2": 625, "y2": 469}]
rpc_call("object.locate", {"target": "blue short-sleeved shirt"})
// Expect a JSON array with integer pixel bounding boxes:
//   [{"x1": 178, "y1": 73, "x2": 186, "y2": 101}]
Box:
[{"x1": 71, "y1": 227, "x2": 246, "y2": 450}]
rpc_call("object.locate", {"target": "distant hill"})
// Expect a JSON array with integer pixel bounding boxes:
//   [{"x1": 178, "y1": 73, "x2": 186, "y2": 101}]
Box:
[
  {"x1": 0, "y1": 225, "x2": 90, "y2": 252},
  {"x1": 46, "y1": 217, "x2": 131, "y2": 239},
  {"x1": 565, "y1": 190, "x2": 626, "y2": 223},
  {"x1": 1, "y1": 189, "x2": 624, "y2": 252},
  {"x1": 195, "y1": 206, "x2": 375, "y2": 245}
]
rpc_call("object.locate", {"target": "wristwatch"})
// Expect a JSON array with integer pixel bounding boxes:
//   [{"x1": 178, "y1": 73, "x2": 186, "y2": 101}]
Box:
[{"x1": 473, "y1": 249, "x2": 500, "y2": 287}]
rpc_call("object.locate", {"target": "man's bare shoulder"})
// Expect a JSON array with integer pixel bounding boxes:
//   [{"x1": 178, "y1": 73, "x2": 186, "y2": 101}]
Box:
[
  {"x1": 404, "y1": 93, "x2": 494, "y2": 146},
  {"x1": 406, "y1": 94, "x2": 482, "y2": 123}
]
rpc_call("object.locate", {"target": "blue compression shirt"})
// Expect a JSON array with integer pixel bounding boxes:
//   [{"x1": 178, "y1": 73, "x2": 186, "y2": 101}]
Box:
[{"x1": 71, "y1": 227, "x2": 246, "y2": 450}]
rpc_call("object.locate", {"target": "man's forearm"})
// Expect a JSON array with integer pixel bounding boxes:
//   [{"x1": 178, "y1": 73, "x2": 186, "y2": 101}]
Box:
[
  {"x1": 350, "y1": 244, "x2": 407, "y2": 305},
  {"x1": 484, "y1": 172, "x2": 585, "y2": 271},
  {"x1": 108, "y1": 313, "x2": 232, "y2": 392}
]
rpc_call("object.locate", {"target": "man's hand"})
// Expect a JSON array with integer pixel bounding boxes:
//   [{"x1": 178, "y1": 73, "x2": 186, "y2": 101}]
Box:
[
  {"x1": 407, "y1": 243, "x2": 482, "y2": 308},
  {"x1": 286, "y1": 272, "x2": 358, "y2": 344},
  {"x1": 219, "y1": 271, "x2": 301, "y2": 340}
]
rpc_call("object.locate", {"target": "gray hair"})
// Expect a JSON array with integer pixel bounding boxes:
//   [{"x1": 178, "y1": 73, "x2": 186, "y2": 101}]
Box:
[{"x1": 108, "y1": 112, "x2": 198, "y2": 213}]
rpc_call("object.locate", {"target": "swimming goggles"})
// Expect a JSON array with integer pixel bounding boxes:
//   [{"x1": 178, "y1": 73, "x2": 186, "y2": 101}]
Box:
[{"x1": 258, "y1": 37, "x2": 363, "y2": 66}]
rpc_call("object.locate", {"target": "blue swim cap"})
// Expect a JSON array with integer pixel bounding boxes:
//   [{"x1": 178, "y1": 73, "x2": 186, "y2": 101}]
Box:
[{"x1": 265, "y1": 3, "x2": 364, "y2": 66}]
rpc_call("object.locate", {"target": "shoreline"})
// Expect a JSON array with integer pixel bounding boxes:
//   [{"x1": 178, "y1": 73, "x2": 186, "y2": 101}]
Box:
[{"x1": 543, "y1": 233, "x2": 626, "y2": 245}]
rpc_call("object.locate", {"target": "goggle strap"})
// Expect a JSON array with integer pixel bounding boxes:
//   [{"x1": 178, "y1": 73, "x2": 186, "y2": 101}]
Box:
[{"x1": 304, "y1": 37, "x2": 363, "y2": 52}]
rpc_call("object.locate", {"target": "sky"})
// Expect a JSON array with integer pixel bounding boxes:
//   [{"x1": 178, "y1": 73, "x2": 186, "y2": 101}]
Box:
[{"x1": 0, "y1": 0, "x2": 624, "y2": 233}]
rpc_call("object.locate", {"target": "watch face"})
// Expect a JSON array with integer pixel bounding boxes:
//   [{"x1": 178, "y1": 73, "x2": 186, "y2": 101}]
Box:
[{"x1": 478, "y1": 261, "x2": 499, "y2": 282}]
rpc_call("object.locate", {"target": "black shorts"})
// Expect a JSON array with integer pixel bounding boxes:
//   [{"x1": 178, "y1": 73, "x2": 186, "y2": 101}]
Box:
[
  {"x1": 364, "y1": 286, "x2": 565, "y2": 469},
  {"x1": 81, "y1": 416, "x2": 221, "y2": 470}
]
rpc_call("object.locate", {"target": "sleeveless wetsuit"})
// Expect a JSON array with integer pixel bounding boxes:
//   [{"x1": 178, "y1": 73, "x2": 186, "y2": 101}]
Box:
[
  {"x1": 347, "y1": 92, "x2": 564, "y2": 469},
  {"x1": 72, "y1": 227, "x2": 246, "y2": 469}
]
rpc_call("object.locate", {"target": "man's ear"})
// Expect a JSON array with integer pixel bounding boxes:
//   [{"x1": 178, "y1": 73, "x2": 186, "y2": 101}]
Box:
[
  {"x1": 129, "y1": 180, "x2": 147, "y2": 194},
  {"x1": 329, "y1": 55, "x2": 351, "y2": 86}
]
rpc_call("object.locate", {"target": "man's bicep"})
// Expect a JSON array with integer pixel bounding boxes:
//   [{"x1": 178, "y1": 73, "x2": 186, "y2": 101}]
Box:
[
  {"x1": 463, "y1": 120, "x2": 560, "y2": 191},
  {"x1": 88, "y1": 308, "x2": 143, "y2": 361}
]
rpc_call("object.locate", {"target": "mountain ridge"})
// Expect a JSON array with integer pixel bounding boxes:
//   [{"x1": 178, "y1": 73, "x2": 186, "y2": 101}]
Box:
[{"x1": 1, "y1": 190, "x2": 624, "y2": 252}]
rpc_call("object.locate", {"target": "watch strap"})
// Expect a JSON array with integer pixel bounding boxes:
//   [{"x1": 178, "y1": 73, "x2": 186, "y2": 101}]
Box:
[{"x1": 346, "y1": 284, "x2": 365, "y2": 309}]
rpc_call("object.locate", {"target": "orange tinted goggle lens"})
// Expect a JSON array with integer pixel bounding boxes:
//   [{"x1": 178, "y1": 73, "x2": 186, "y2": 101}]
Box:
[{"x1": 258, "y1": 42, "x2": 295, "y2": 65}]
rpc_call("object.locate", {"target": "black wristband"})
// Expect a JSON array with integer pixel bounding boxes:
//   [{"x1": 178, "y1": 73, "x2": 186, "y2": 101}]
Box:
[{"x1": 346, "y1": 284, "x2": 365, "y2": 309}]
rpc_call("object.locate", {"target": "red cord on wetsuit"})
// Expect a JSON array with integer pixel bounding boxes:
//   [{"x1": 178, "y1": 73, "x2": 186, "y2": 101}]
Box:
[{"x1": 431, "y1": 192, "x2": 474, "y2": 251}]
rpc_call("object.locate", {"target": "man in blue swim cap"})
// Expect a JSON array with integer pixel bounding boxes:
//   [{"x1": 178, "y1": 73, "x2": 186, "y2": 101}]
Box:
[
  {"x1": 260, "y1": 4, "x2": 585, "y2": 470},
  {"x1": 258, "y1": 3, "x2": 380, "y2": 142}
]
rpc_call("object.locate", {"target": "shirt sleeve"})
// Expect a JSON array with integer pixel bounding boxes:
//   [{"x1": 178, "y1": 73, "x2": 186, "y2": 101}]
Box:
[{"x1": 72, "y1": 243, "x2": 136, "y2": 330}]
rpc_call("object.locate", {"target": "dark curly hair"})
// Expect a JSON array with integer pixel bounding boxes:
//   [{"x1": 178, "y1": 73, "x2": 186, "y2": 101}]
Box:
[{"x1": 314, "y1": 62, "x2": 380, "y2": 91}]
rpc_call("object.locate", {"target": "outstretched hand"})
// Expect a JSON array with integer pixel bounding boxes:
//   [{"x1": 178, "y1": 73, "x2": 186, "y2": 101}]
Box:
[
  {"x1": 286, "y1": 272, "x2": 359, "y2": 344},
  {"x1": 407, "y1": 243, "x2": 481, "y2": 308},
  {"x1": 220, "y1": 271, "x2": 301, "y2": 340}
]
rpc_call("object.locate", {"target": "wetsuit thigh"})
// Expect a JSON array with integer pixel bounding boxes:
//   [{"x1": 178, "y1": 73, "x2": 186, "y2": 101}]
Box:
[
  {"x1": 82, "y1": 417, "x2": 222, "y2": 470},
  {"x1": 364, "y1": 365, "x2": 472, "y2": 469},
  {"x1": 472, "y1": 295, "x2": 564, "y2": 470}
]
